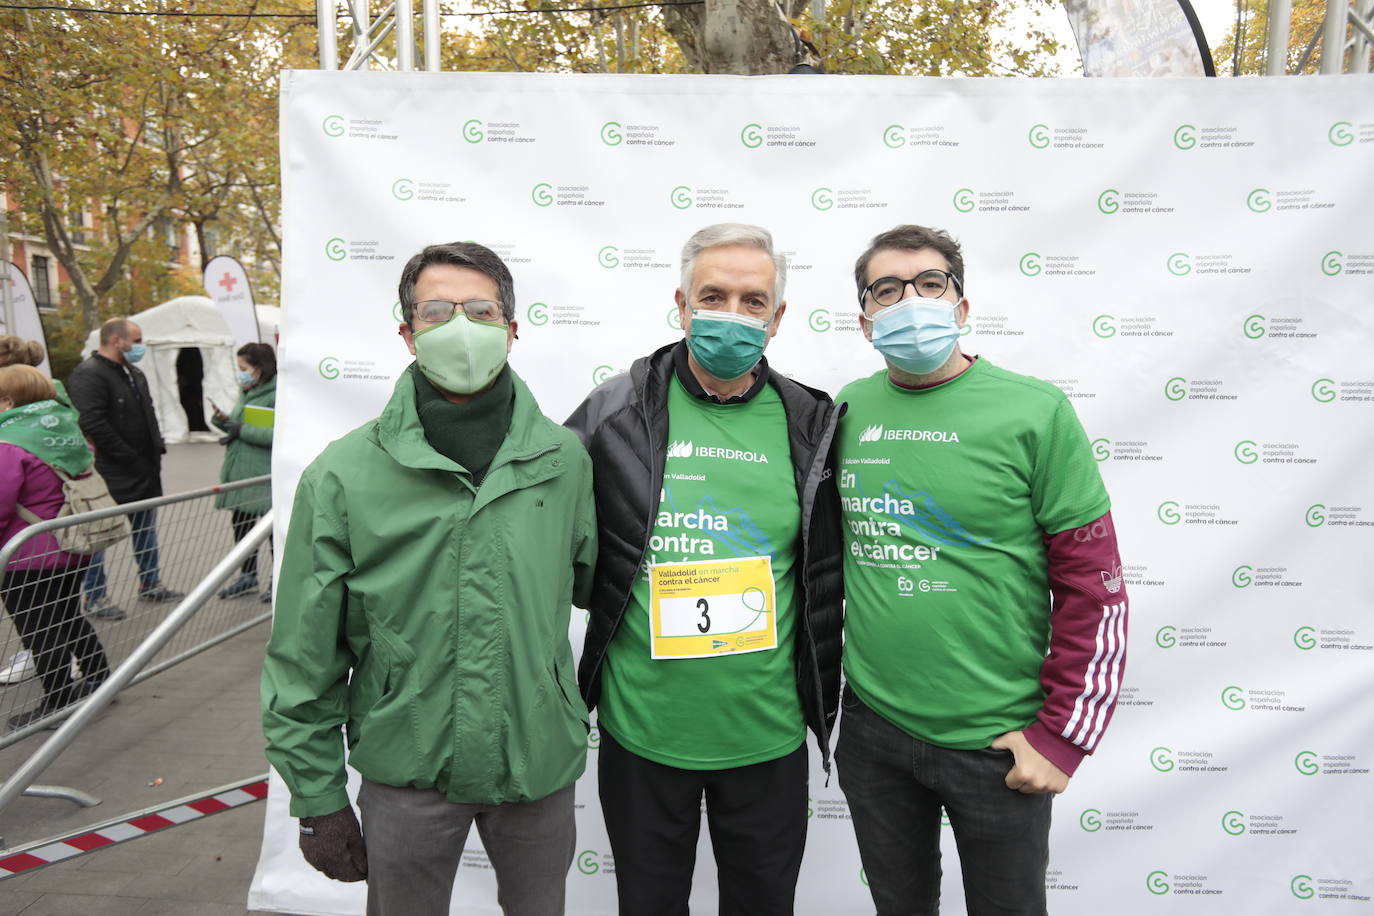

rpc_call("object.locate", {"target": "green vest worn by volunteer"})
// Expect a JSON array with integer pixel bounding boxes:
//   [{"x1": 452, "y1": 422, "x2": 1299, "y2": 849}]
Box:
[
  {"x1": 262, "y1": 364, "x2": 598, "y2": 817},
  {"x1": 599, "y1": 374, "x2": 806, "y2": 769},
  {"x1": 837, "y1": 358, "x2": 1108, "y2": 749}
]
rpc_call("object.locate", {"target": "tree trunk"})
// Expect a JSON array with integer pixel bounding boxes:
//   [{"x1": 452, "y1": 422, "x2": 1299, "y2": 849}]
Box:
[{"x1": 664, "y1": 0, "x2": 805, "y2": 73}]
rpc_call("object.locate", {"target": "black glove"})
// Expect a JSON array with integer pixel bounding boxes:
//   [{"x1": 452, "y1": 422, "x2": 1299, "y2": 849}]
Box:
[
  {"x1": 223, "y1": 420, "x2": 242, "y2": 440},
  {"x1": 298, "y1": 806, "x2": 368, "y2": 882}
]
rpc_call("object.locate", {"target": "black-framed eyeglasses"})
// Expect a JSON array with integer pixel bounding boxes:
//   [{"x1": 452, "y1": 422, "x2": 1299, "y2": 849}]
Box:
[
  {"x1": 413, "y1": 299, "x2": 506, "y2": 326},
  {"x1": 859, "y1": 269, "x2": 963, "y2": 308}
]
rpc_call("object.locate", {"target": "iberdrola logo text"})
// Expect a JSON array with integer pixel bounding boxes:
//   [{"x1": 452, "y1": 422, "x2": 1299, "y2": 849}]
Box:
[
  {"x1": 857, "y1": 424, "x2": 960, "y2": 444},
  {"x1": 667, "y1": 440, "x2": 770, "y2": 463}
]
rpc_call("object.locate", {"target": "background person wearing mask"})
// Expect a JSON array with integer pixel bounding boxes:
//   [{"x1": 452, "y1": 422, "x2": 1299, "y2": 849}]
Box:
[
  {"x1": 67, "y1": 317, "x2": 182, "y2": 619},
  {"x1": 211, "y1": 342, "x2": 276, "y2": 602},
  {"x1": 0, "y1": 365, "x2": 113, "y2": 730}
]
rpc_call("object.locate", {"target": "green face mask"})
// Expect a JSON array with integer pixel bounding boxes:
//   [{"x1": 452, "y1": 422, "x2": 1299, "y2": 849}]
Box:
[
  {"x1": 685, "y1": 310, "x2": 770, "y2": 381},
  {"x1": 412, "y1": 315, "x2": 509, "y2": 394}
]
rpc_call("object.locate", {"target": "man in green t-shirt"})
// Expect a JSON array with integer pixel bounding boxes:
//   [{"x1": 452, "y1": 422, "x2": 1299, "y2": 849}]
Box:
[
  {"x1": 567, "y1": 223, "x2": 843, "y2": 915},
  {"x1": 835, "y1": 224, "x2": 1129, "y2": 916}
]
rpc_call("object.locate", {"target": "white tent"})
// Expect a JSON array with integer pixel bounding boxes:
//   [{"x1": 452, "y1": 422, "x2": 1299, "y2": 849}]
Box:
[
  {"x1": 83, "y1": 295, "x2": 238, "y2": 444},
  {"x1": 255, "y1": 304, "x2": 281, "y2": 345}
]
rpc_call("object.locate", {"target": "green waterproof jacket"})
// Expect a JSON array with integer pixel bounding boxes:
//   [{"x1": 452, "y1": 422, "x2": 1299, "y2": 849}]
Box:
[
  {"x1": 212, "y1": 376, "x2": 275, "y2": 513},
  {"x1": 261, "y1": 365, "x2": 597, "y2": 817}
]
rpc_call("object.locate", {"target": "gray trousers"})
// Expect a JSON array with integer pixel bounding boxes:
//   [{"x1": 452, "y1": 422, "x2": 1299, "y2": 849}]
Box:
[{"x1": 357, "y1": 778, "x2": 576, "y2": 916}]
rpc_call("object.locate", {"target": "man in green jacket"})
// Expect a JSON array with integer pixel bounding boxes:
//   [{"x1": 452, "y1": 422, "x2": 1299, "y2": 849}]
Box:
[{"x1": 262, "y1": 241, "x2": 597, "y2": 916}]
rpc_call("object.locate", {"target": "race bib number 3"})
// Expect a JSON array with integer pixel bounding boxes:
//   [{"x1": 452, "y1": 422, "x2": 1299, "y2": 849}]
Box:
[{"x1": 649, "y1": 556, "x2": 778, "y2": 660}]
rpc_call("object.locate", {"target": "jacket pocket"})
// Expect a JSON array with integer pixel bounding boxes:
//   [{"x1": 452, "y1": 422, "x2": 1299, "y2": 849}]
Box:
[{"x1": 345, "y1": 633, "x2": 421, "y2": 779}]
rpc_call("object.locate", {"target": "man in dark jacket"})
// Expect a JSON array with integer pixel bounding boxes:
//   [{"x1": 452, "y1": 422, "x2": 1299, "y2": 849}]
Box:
[
  {"x1": 67, "y1": 318, "x2": 182, "y2": 618},
  {"x1": 566, "y1": 223, "x2": 843, "y2": 916}
]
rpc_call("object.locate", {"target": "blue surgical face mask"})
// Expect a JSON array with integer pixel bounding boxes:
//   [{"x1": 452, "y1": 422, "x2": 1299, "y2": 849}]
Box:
[
  {"x1": 126, "y1": 343, "x2": 146, "y2": 364},
  {"x1": 237, "y1": 369, "x2": 257, "y2": 389},
  {"x1": 867, "y1": 297, "x2": 961, "y2": 375},
  {"x1": 686, "y1": 310, "x2": 770, "y2": 381}
]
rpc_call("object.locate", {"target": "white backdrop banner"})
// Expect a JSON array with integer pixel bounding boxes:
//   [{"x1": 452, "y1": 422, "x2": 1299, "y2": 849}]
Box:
[
  {"x1": 1, "y1": 262, "x2": 52, "y2": 376},
  {"x1": 251, "y1": 71, "x2": 1374, "y2": 915}
]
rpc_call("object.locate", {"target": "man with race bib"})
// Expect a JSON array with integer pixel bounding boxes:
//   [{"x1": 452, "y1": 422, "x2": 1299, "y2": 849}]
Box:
[{"x1": 567, "y1": 223, "x2": 843, "y2": 916}]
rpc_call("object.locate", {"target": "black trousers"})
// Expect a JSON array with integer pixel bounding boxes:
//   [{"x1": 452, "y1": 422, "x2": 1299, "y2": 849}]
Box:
[
  {"x1": 598, "y1": 727, "x2": 809, "y2": 916},
  {"x1": 2, "y1": 565, "x2": 110, "y2": 708},
  {"x1": 230, "y1": 510, "x2": 261, "y2": 576}
]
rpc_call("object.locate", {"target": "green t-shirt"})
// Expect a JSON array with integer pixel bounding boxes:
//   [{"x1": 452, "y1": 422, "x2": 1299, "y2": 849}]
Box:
[
  {"x1": 836, "y1": 358, "x2": 1109, "y2": 749},
  {"x1": 599, "y1": 376, "x2": 806, "y2": 769}
]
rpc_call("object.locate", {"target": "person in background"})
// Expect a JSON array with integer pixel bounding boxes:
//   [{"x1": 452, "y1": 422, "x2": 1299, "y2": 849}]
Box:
[
  {"x1": 0, "y1": 365, "x2": 113, "y2": 730},
  {"x1": 0, "y1": 336, "x2": 52, "y2": 685},
  {"x1": 212, "y1": 343, "x2": 276, "y2": 603},
  {"x1": 67, "y1": 318, "x2": 183, "y2": 619}
]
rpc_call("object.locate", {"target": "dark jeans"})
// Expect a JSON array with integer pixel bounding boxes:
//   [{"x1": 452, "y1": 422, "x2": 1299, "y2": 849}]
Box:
[
  {"x1": 836, "y1": 685, "x2": 1051, "y2": 916},
  {"x1": 84, "y1": 507, "x2": 161, "y2": 598},
  {"x1": 2, "y1": 565, "x2": 111, "y2": 708},
  {"x1": 230, "y1": 510, "x2": 262, "y2": 577},
  {"x1": 598, "y1": 727, "x2": 808, "y2": 916}
]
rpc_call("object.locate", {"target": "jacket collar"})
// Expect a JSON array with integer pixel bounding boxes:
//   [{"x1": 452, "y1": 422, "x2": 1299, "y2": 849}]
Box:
[{"x1": 377, "y1": 363, "x2": 559, "y2": 477}]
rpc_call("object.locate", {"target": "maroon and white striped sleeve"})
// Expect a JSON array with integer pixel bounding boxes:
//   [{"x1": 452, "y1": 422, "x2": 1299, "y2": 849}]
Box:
[{"x1": 1022, "y1": 510, "x2": 1128, "y2": 777}]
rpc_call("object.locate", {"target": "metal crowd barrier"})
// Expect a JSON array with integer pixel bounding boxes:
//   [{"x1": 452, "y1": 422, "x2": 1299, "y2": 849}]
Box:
[{"x1": 0, "y1": 479, "x2": 275, "y2": 822}]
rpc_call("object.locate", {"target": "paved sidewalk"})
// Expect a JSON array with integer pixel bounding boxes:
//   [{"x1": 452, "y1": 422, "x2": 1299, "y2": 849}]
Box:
[{"x1": 0, "y1": 443, "x2": 288, "y2": 915}]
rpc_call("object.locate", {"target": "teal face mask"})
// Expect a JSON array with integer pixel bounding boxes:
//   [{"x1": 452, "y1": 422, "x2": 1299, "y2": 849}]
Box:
[
  {"x1": 412, "y1": 314, "x2": 509, "y2": 395},
  {"x1": 685, "y1": 310, "x2": 770, "y2": 381},
  {"x1": 126, "y1": 343, "x2": 146, "y2": 363}
]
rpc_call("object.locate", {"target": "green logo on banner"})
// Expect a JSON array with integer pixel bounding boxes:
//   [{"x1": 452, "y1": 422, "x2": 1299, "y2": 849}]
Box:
[
  {"x1": 1247, "y1": 188, "x2": 1272, "y2": 212},
  {"x1": 325, "y1": 238, "x2": 347, "y2": 262},
  {"x1": 1234, "y1": 440, "x2": 1258, "y2": 464},
  {"x1": 670, "y1": 186, "x2": 693, "y2": 209},
  {"x1": 1221, "y1": 810, "x2": 1246, "y2": 835},
  {"x1": 1079, "y1": 809, "x2": 1102, "y2": 832},
  {"x1": 392, "y1": 300, "x2": 403, "y2": 322},
  {"x1": 1329, "y1": 121, "x2": 1354, "y2": 146},
  {"x1": 860, "y1": 867, "x2": 869, "y2": 887},
  {"x1": 808, "y1": 309, "x2": 831, "y2": 332},
  {"x1": 462, "y1": 119, "x2": 484, "y2": 143},
  {"x1": 318, "y1": 356, "x2": 340, "y2": 380},
  {"x1": 587, "y1": 725, "x2": 600, "y2": 749},
  {"x1": 1167, "y1": 252, "x2": 1191, "y2": 276},
  {"x1": 576, "y1": 850, "x2": 599, "y2": 874},
  {"x1": 1097, "y1": 189, "x2": 1120, "y2": 214},
  {"x1": 1305, "y1": 504, "x2": 1325, "y2": 527},
  {"x1": 1232, "y1": 565, "x2": 1253, "y2": 588},
  {"x1": 740, "y1": 123, "x2": 763, "y2": 148},
  {"x1": 883, "y1": 124, "x2": 906, "y2": 148},
  {"x1": 1292, "y1": 875, "x2": 1315, "y2": 899},
  {"x1": 592, "y1": 365, "x2": 615, "y2": 385},
  {"x1": 1294, "y1": 750, "x2": 1319, "y2": 774},
  {"x1": 667, "y1": 307, "x2": 682, "y2": 330},
  {"x1": 1221, "y1": 687, "x2": 1246, "y2": 710},
  {"x1": 391, "y1": 178, "x2": 414, "y2": 201},
  {"x1": 1090, "y1": 438, "x2": 1110, "y2": 462},
  {"x1": 811, "y1": 187, "x2": 834, "y2": 211},
  {"x1": 1173, "y1": 124, "x2": 1196, "y2": 150},
  {"x1": 1147, "y1": 871, "x2": 1170, "y2": 895},
  {"x1": 531, "y1": 183, "x2": 553, "y2": 207},
  {"x1": 1092, "y1": 315, "x2": 1116, "y2": 338},
  {"x1": 1149, "y1": 747, "x2": 1174, "y2": 772},
  {"x1": 527, "y1": 302, "x2": 549, "y2": 326},
  {"x1": 1321, "y1": 250, "x2": 1343, "y2": 275},
  {"x1": 1293, "y1": 627, "x2": 1317, "y2": 651},
  {"x1": 1164, "y1": 377, "x2": 1187, "y2": 401},
  {"x1": 322, "y1": 114, "x2": 345, "y2": 137},
  {"x1": 1157, "y1": 501, "x2": 1181, "y2": 525},
  {"x1": 1311, "y1": 378, "x2": 1336, "y2": 402},
  {"x1": 600, "y1": 121, "x2": 623, "y2": 146},
  {"x1": 1018, "y1": 252, "x2": 1042, "y2": 276},
  {"x1": 1243, "y1": 314, "x2": 1266, "y2": 338},
  {"x1": 952, "y1": 188, "x2": 975, "y2": 213},
  {"x1": 1155, "y1": 626, "x2": 1177, "y2": 648},
  {"x1": 1028, "y1": 124, "x2": 1050, "y2": 149},
  {"x1": 597, "y1": 246, "x2": 620, "y2": 269}
]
